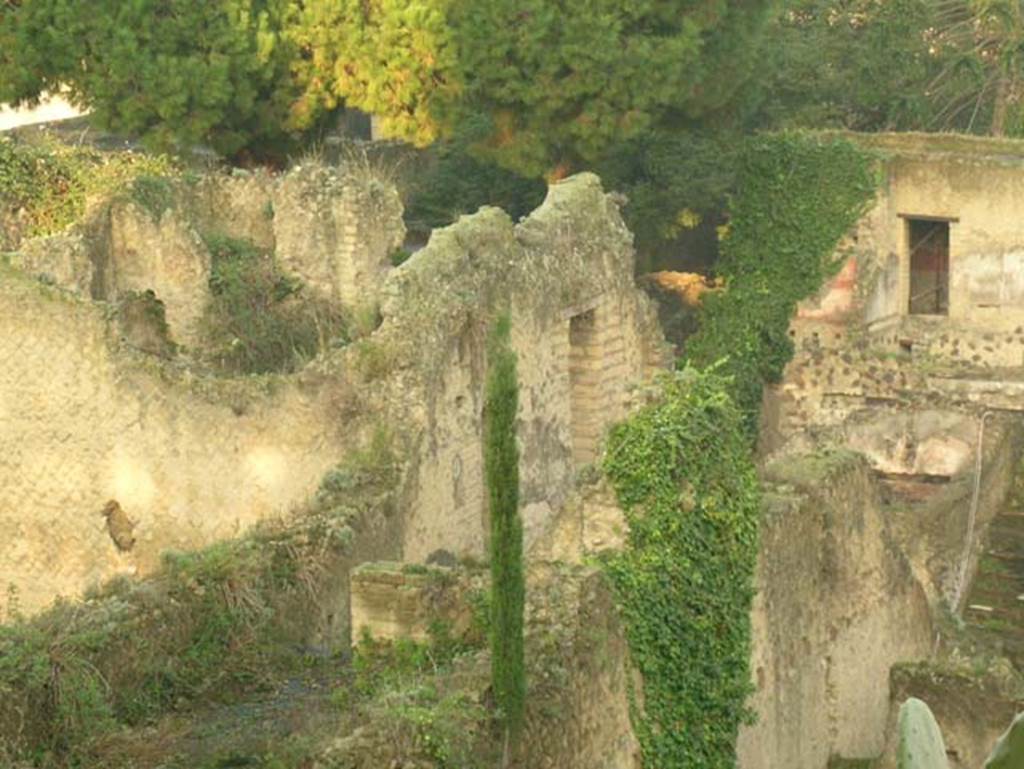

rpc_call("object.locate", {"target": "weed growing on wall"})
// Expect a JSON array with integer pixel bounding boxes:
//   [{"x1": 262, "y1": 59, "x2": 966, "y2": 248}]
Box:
[
  {"x1": 201, "y1": 234, "x2": 348, "y2": 374},
  {"x1": 484, "y1": 314, "x2": 526, "y2": 746},
  {"x1": 602, "y1": 134, "x2": 877, "y2": 769},
  {"x1": 0, "y1": 135, "x2": 176, "y2": 238}
]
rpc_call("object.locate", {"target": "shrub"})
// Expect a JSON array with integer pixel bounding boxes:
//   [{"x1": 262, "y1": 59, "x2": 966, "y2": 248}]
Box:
[
  {"x1": 0, "y1": 135, "x2": 176, "y2": 240},
  {"x1": 200, "y1": 235, "x2": 348, "y2": 374},
  {"x1": 603, "y1": 366, "x2": 760, "y2": 769}
]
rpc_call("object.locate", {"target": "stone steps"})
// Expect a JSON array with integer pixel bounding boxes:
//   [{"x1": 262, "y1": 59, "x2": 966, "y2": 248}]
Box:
[{"x1": 964, "y1": 510, "x2": 1024, "y2": 669}]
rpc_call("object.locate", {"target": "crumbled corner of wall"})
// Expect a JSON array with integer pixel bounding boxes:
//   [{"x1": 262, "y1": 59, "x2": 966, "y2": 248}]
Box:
[
  {"x1": 530, "y1": 475, "x2": 631, "y2": 565},
  {"x1": 115, "y1": 290, "x2": 175, "y2": 358},
  {"x1": 349, "y1": 560, "x2": 487, "y2": 644},
  {"x1": 763, "y1": 446, "x2": 870, "y2": 491},
  {"x1": 517, "y1": 563, "x2": 641, "y2": 769},
  {"x1": 876, "y1": 658, "x2": 1024, "y2": 769},
  {"x1": 375, "y1": 171, "x2": 644, "y2": 387}
]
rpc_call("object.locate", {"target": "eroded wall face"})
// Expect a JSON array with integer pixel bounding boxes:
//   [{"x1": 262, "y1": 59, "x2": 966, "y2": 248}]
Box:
[
  {"x1": 1, "y1": 170, "x2": 665, "y2": 615},
  {"x1": 737, "y1": 457, "x2": 934, "y2": 769},
  {"x1": 393, "y1": 177, "x2": 667, "y2": 563},
  {"x1": 0, "y1": 275, "x2": 351, "y2": 614}
]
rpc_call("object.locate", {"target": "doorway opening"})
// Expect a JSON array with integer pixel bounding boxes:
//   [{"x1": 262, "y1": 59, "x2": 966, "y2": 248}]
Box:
[{"x1": 908, "y1": 218, "x2": 950, "y2": 315}]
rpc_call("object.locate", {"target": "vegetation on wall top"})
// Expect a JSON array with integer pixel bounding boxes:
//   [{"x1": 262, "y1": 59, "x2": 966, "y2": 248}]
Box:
[
  {"x1": 200, "y1": 234, "x2": 348, "y2": 375},
  {"x1": 0, "y1": 135, "x2": 176, "y2": 240}
]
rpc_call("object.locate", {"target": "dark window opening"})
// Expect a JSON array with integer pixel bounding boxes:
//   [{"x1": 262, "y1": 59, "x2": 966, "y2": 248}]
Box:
[{"x1": 908, "y1": 218, "x2": 950, "y2": 315}]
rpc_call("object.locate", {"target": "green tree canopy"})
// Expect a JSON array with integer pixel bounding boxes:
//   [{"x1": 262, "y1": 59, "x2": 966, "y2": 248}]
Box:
[
  {"x1": 1, "y1": 0, "x2": 315, "y2": 159},
  {"x1": 2, "y1": 0, "x2": 778, "y2": 172},
  {"x1": 757, "y1": 0, "x2": 942, "y2": 132},
  {"x1": 441, "y1": 0, "x2": 778, "y2": 177},
  {"x1": 758, "y1": 0, "x2": 1024, "y2": 138}
]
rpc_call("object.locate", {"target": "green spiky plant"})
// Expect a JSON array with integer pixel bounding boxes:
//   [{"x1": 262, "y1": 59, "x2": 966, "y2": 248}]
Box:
[
  {"x1": 898, "y1": 698, "x2": 950, "y2": 769},
  {"x1": 985, "y1": 712, "x2": 1024, "y2": 769},
  {"x1": 484, "y1": 313, "x2": 525, "y2": 761}
]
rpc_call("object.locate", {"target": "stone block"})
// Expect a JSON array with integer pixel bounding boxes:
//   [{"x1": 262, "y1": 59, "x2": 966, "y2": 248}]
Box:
[{"x1": 349, "y1": 561, "x2": 479, "y2": 643}]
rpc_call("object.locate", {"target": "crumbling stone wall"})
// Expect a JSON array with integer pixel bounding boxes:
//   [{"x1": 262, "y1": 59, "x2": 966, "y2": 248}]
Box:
[
  {"x1": 737, "y1": 453, "x2": 934, "y2": 769},
  {"x1": 9, "y1": 164, "x2": 405, "y2": 347},
  {"x1": 0, "y1": 267, "x2": 357, "y2": 614},
  {"x1": 274, "y1": 164, "x2": 404, "y2": 310},
  {"x1": 373, "y1": 174, "x2": 667, "y2": 561},
  {"x1": 1, "y1": 170, "x2": 665, "y2": 615}
]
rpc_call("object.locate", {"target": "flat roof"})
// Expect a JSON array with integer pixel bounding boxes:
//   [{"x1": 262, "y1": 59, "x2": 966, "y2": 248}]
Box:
[{"x1": 829, "y1": 130, "x2": 1024, "y2": 166}]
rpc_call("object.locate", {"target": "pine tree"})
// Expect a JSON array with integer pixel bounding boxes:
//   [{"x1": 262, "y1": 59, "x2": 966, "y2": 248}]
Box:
[
  {"x1": 1, "y1": 0, "x2": 315, "y2": 160},
  {"x1": 2, "y1": 0, "x2": 777, "y2": 167},
  {"x1": 292, "y1": 0, "x2": 778, "y2": 176},
  {"x1": 484, "y1": 313, "x2": 526, "y2": 749}
]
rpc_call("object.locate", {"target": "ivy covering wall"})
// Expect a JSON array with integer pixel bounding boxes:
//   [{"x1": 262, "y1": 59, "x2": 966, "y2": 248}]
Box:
[
  {"x1": 686, "y1": 133, "x2": 879, "y2": 431},
  {"x1": 602, "y1": 133, "x2": 877, "y2": 769}
]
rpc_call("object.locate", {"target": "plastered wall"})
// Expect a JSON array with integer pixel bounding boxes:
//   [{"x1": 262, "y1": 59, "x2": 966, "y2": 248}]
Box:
[
  {"x1": 0, "y1": 270, "x2": 351, "y2": 614},
  {"x1": 798, "y1": 134, "x2": 1024, "y2": 368}
]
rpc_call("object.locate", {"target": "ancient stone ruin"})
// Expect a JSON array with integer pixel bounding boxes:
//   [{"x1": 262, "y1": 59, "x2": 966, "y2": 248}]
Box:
[{"x1": 5, "y1": 132, "x2": 1024, "y2": 768}]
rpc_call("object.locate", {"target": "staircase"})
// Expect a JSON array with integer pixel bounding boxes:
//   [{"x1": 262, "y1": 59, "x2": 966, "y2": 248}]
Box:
[{"x1": 964, "y1": 510, "x2": 1024, "y2": 669}]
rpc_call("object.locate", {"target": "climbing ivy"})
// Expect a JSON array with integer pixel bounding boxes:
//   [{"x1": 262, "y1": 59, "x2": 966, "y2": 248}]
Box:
[
  {"x1": 602, "y1": 133, "x2": 877, "y2": 769},
  {"x1": 686, "y1": 133, "x2": 878, "y2": 431},
  {"x1": 603, "y1": 366, "x2": 760, "y2": 769}
]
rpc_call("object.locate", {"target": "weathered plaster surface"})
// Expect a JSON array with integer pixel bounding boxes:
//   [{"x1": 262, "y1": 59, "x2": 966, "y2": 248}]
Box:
[{"x1": 737, "y1": 454, "x2": 934, "y2": 769}]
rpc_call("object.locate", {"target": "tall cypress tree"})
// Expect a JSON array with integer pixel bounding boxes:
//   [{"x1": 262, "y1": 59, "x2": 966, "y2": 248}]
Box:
[{"x1": 484, "y1": 313, "x2": 525, "y2": 748}]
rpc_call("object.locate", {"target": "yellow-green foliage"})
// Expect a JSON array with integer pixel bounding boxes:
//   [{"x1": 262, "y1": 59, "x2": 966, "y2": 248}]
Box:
[{"x1": 0, "y1": 135, "x2": 177, "y2": 238}]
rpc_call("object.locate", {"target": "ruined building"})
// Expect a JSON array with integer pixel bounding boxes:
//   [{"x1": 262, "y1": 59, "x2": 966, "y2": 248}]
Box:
[{"x1": 4, "y1": 132, "x2": 1024, "y2": 768}]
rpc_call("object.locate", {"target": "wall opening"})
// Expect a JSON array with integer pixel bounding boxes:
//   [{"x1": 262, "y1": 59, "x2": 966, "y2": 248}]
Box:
[
  {"x1": 569, "y1": 309, "x2": 601, "y2": 467},
  {"x1": 907, "y1": 218, "x2": 950, "y2": 315}
]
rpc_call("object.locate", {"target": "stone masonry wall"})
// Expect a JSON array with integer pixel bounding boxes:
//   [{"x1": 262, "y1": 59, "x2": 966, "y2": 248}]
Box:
[
  {"x1": 737, "y1": 453, "x2": 934, "y2": 769},
  {"x1": 9, "y1": 164, "x2": 405, "y2": 348},
  {"x1": 1, "y1": 170, "x2": 665, "y2": 615},
  {"x1": 375, "y1": 174, "x2": 667, "y2": 562},
  {"x1": 0, "y1": 267, "x2": 355, "y2": 615}
]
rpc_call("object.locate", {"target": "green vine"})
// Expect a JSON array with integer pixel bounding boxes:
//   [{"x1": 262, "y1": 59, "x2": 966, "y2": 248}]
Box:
[
  {"x1": 686, "y1": 133, "x2": 878, "y2": 431},
  {"x1": 602, "y1": 133, "x2": 877, "y2": 769}
]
